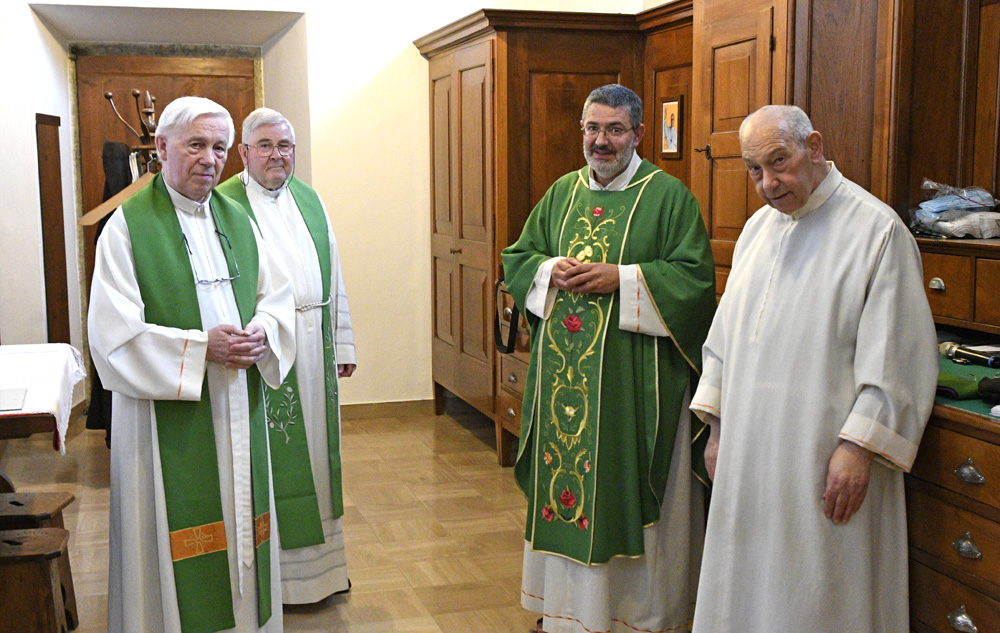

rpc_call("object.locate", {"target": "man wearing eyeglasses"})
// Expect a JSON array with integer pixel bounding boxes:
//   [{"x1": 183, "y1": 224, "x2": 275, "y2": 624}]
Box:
[
  {"x1": 217, "y1": 108, "x2": 356, "y2": 605},
  {"x1": 89, "y1": 96, "x2": 295, "y2": 633},
  {"x1": 502, "y1": 84, "x2": 715, "y2": 633}
]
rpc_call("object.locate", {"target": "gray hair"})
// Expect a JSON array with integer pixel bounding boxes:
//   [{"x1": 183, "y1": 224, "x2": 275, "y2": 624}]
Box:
[
  {"x1": 739, "y1": 105, "x2": 814, "y2": 146},
  {"x1": 582, "y1": 84, "x2": 643, "y2": 130},
  {"x1": 241, "y1": 107, "x2": 296, "y2": 144},
  {"x1": 156, "y1": 96, "x2": 235, "y2": 149}
]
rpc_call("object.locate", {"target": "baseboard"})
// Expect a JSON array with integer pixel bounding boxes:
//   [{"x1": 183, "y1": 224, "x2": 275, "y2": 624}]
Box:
[{"x1": 341, "y1": 399, "x2": 436, "y2": 421}]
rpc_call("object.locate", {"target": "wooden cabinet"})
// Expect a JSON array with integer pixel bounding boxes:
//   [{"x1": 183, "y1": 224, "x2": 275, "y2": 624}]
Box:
[
  {"x1": 906, "y1": 406, "x2": 1000, "y2": 633},
  {"x1": 416, "y1": 10, "x2": 642, "y2": 455},
  {"x1": 919, "y1": 239, "x2": 1000, "y2": 333}
]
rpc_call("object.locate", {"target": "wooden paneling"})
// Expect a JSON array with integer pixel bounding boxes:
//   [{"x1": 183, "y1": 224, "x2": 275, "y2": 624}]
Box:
[
  {"x1": 973, "y1": 1, "x2": 1000, "y2": 194},
  {"x1": 75, "y1": 55, "x2": 255, "y2": 288},
  {"x1": 643, "y1": 21, "x2": 694, "y2": 185},
  {"x1": 34, "y1": 114, "x2": 70, "y2": 345},
  {"x1": 975, "y1": 257, "x2": 1000, "y2": 326},
  {"x1": 693, "y1": 3, "x2": 783, "y2": 285}
]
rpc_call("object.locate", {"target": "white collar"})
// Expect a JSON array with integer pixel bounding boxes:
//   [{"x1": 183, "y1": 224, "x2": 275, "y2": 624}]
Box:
[
  {"x1": 163, "y1": 180, "x2": 211, "y2": 215},
  {"x1": 589, "y1": 151, "x2": 643, "y2": 191},
  {"x1": 243, "y1": 169, "x2": 287, "y2": 200}
]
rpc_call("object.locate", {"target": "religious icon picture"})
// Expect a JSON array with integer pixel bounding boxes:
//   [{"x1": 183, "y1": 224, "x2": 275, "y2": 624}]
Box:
[{"x1": 661, "y1": 97, "x2": 681, "y2": 158}]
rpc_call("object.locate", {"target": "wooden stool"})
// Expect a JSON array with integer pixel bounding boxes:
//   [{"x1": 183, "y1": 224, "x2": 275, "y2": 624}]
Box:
[
  {"x1": 0, "y1": 493, "x2": 77, "y2": 629},
  {"x1": 0, "y1": 528, "x2": 69, "y2": 633}
]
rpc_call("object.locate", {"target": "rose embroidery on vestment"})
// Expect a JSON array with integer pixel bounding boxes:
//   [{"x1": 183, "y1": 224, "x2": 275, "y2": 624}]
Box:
[{"x1": 563, "y1": 314, "x2": 582, "y2": 333}]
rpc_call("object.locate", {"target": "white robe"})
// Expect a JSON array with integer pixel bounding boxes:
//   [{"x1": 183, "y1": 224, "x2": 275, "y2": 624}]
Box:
[
  {"x1": 689, "y1": 164, "x2": 937, "y2": 633},
  {"x1": 521, "y1": 151, "x2": 705, "y2": 633},
  {"x1": 89, "y1": 185, "x2": 295, "y2": 633},
  {"x1": 242, "y1": 173, "x2": 356, "y2": 604}
]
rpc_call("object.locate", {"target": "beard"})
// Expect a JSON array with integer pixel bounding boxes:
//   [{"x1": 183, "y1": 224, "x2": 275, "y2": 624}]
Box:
[{"x1": 584, "y1": 140, "x2": 634, "y2": 182}]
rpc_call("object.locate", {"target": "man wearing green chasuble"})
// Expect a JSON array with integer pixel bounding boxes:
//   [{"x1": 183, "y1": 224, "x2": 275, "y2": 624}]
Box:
[
  {"x1": 502, "y1": 84, "x2": 716, "y2": 633},
  {"x1": 89, "y1": 97, "x2": 295, "y2": 633},
  {"x1": 218, "y1": 108, "x2": 356, "y2": 605}
]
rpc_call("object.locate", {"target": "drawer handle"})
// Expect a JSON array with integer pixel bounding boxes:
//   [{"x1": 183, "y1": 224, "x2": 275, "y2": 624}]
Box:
[
  {"x1": 928, "y1": 277, "x2": 946, "y2": 291},
  {"x1": 947, "y1": 605, "x2": 978, "y2": 633},
  {"x1": 952, "y1": 531, "x2": 983, "y2": 560},
  {"x1": 506, "y1": 407, "x2": 516, "y2": 418},
  {"x1": 955, "y1": 458, "x2": 986, "y2": 485},
  {"x1": 449, "y1": 247, "x2": 462, "y2": 254},
  {"x1": 503, "y1": 307, "x2": 513, "y2": 318},
  {"x1": 507, "y1": 373, "x2": 518, "y2": 384}
]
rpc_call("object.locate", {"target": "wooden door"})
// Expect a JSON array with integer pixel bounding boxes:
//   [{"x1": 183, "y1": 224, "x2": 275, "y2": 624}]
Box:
[
  {"x1": 429, "y1": 40, "x2": 495, "y2": 417},
  {"x1": 35, "y1": 114, "x2": 71, "y2": 345},
  {"x1": 692, "y1": 2, "x2": 788, "y2": 294},
  {"x1": 76, "y1": 55, "x2": 256, "y2": 289}
]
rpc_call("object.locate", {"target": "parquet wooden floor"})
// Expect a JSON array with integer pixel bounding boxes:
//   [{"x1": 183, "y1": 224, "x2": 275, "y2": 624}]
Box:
[{"x1": 0, "y1": 399, "x2": 538, "y2": 632}]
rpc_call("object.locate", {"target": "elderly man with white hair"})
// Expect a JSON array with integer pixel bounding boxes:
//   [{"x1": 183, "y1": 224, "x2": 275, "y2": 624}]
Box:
[
  {"x1": 89, "y1": 96, "x2": 295, "y2": 633},
  {"x1": 690, "y1": 105, "x2": 937, "y2": 633},
  {"x1": 217, "y1": 107, "x2": 356, "y2": 605}
]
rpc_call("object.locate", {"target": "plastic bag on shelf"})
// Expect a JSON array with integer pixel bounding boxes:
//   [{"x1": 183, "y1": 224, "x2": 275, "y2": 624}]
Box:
[{"x1": 910, "y1": 178, "x2": 999, "y2": 238}]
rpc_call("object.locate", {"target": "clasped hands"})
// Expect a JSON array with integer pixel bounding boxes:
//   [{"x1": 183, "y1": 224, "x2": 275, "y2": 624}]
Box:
[
  {"x1": 551, "y1": 257, "x2": 619, "y2": 294},
  {"x1": 207, "y1": 322, "x2": 267, "y2": 369}
]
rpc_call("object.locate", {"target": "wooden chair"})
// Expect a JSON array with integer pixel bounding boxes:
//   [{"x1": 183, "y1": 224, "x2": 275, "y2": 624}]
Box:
[
  {"x1": 0, "y1": 528, "x2": 69, "y2": 633},
  {"x1": 0, "y1": 493, "x2": 77, "y2": 629}
]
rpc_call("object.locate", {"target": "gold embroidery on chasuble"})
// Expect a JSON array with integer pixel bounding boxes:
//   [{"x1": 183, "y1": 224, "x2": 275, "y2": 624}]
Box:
[
  {"x1": 169, "y1": 521, "x2": 228, "y2": 561},
  {"x1": 534, "y1": 191, "x2": 627, "y2": 540}
]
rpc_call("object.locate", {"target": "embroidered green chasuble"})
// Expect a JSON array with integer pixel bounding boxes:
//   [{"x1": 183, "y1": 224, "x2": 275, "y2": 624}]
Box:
[
  {"x1": 501, "y1": 160, "x2": 715, "y2": 565},
  {"x1": 217, "y1": 175, "x2": 343, "y2": 550},
  {"x1": 122, "y1": 174, "x2": 272, "y2": 632}
]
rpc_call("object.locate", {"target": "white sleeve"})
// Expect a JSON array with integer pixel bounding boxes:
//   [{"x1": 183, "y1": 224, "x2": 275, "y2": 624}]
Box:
[
  {"x1": 618, "y1": 264, "x2": 671, "y2": 337},
  {"x1": 247, "y1": 220, "x2": 296, "y2": 388},
  {"x1": 524, "y1": 257, "x2": 563, "y2": 319}
]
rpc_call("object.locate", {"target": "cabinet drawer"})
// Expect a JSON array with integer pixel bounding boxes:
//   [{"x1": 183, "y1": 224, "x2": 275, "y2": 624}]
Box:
[
  {"x1": 921, "y1": 253, "x2": 973, "y2": 321},
  {"x1": 975, "y1": 258, "x2": 1000, "y2": 326},
  {"x1": 500, "y1": 355, "x2": 528, "y2": 397},
  {"x1": 910, "y1": 560, "x2": 1000, "y2": 633},
  {"x1": 906, "y1": 486, "x2": 1000, "y2": 589},
  {"x1": 497, "y1": 388, "x2": 522, "y2": 437},
  {"x1": 910, "y1": 425, "x2": 1000, "y2": 509}
]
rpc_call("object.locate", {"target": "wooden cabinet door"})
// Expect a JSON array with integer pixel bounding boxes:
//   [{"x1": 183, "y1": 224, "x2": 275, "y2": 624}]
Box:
[
  {"x1": 429, "y1": 40, "x2": 495, "y2": 417},
  {"x1": 691, "y1": 2, "x2": 788, "y2": 294}
]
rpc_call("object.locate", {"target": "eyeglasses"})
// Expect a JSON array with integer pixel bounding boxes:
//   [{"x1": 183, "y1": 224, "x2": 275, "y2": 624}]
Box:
[
  {"x1": 581, "y1": 124, "x2": 634, "y2": 139},
  {"x1": 246, "y1": 142, "x2": 295, "y2": 157},
  {"x1": 182, "y1": 229, "x2": 241, "y2": 285}
]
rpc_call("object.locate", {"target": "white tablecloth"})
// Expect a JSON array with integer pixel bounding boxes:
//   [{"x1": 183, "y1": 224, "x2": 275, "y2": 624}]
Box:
[{"x1": 0, "y1": 343, "x2": 87, "y2": 453}]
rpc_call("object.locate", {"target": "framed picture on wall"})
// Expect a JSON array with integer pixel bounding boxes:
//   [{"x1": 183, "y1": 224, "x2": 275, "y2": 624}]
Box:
[{"x1": 661, "y1": 96, "x2": 681, "y2": 158}]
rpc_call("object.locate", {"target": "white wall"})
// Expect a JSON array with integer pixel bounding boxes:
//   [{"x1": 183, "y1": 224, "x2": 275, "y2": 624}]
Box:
[{"x1": 3, "y1": 0, "x2": 643, "y2": 406}]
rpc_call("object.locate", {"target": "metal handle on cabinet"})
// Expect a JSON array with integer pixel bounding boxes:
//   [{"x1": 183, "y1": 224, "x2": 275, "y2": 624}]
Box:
[
  {"x1": 955, "y1": 458, "x2": 986, "y2": 485},
  {"x1": 449, "y1": 247, "x2": 463, "y2": 254},
  {"x1": 506, "y1": 408, "x2": 516, "y2": 418},
  {"x1": 507, "y1": 373, "x2": 518, "y2": 384},
  {"x1": 947, "y1": 605, "x2": 978, "y2": 633},
  {"x1": 503, "y1": 307, "x2": 513, "y2": 318},
  {"x1": 929, "y1": 277, "x2": 946, "y2": 291},
  {"x1": 952, "y1": 531, "x2": 984, "y2": 560}
]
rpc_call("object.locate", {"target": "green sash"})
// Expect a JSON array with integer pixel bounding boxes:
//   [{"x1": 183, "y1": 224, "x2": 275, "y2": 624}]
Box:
[
  {"x1": 122, "y1": 174, "x2": 271, "y2": 632},
  {"x1": 217, "y1": 175, "x2": 344, "y2": 549}
]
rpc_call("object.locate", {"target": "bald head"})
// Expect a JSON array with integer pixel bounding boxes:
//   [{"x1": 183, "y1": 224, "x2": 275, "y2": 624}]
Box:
[{"x1": 739, "y1": 105, "x2": 829, "y2": 214}]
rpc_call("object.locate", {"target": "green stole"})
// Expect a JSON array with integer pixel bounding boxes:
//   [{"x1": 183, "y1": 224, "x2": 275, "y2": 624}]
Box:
[
  {"x1": 217, "y1": 175, "x2": 343, "y2": 550},
  {"x1": 122, "y1": 174, "x2": 271, "y2": 633}
]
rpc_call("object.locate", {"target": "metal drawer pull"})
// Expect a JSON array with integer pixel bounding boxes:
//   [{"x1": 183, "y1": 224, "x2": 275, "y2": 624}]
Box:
[
  {"x1": 506, "y1": 408, "x2": 516, "y2": 418},
  {"x1": 503, "y1": 307, "x2": 513, "y2": 318},
  {"x1": 955, "y1": 458, "x2": 986, "y2": 485},
  {"x1": 952, "y1": 532, "x2": 983, "y2": 560},
  {"x1": 928, "y1": 277, "x2": 946, "y2": 291},
  {"x1": 947, "y1": 605, "x2": 977, "y2": 632},
  {"x1": 507, "y1": 373, "x2": 518, "y2": 384}
]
